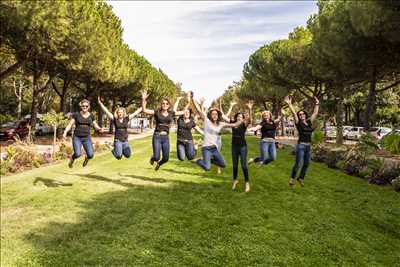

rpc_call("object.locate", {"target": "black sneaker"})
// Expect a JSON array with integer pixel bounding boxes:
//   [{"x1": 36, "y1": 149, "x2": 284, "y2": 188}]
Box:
[
  {"x1": 150, "y1": 158, "x2": 154, "y2": 166},
  {"x1": 68, "y1": 157, "x2": 74, "y2": 168},
  {"x1": 82, "y1": 157, "x2": 89, "y2": 167},
  {"x1": 155, "y1": 162, "x2": 161, "y2": 171}
]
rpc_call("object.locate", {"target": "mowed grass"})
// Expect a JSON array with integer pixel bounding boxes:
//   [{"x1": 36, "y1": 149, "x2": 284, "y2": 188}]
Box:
[{"x1": 1, "y1": 135, "x2": 399, "y2": 266}]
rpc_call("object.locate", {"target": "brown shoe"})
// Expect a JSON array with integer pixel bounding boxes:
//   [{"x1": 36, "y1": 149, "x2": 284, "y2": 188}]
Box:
[
  {"x1": 289, "y1": 178, "x2": 296, "y2": 187},
  {"x1": 297, "y1": 178, "x2": 305, "y2": 187}
]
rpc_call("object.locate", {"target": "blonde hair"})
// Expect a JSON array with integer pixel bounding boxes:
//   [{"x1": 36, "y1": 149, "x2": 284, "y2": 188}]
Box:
[
  {"x1": 114, "y1": 107, "x2": 127, "y2": 118},
  {"x1": 79, "y1": 99, "x2": 90, "y2": 107},
  {"x1": 262, "y1": 110, "x2": 273, "y2": 122}
]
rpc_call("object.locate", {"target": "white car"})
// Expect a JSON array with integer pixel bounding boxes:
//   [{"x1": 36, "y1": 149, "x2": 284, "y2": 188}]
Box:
[
  {"x1": 24, "y1": 114, "x2": 54, "y2": 135},
  {"x1": 369, "y1": 127, "x2": 392, "y2": 140},
  {"x1": 345, "y1": 127, "x2": 365, "y2": 140}
]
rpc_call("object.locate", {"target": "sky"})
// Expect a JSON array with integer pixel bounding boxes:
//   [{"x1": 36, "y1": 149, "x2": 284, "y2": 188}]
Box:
[{"x1": 108, "y1": 1, "x2": 318, "y2": 105}]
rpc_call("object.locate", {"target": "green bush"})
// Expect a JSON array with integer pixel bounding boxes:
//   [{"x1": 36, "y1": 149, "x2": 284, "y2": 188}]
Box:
[
  {"x1": 383, "y1": 134, "x2": 400, "y2": 155},
  {"x1": 0, "y1": 114, "x2": 15, "y2": 125},
  {"x1": 312, "y1": 130, "x2": 324, "y2": 145}
]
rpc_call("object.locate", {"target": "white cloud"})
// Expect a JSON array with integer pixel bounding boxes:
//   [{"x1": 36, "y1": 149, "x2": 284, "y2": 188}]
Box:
[{"x1": 108, "y1": 1, "x2": 317, "y2": 105}]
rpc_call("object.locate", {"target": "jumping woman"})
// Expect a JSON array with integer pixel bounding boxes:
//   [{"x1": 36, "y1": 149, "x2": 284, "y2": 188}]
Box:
[
  {"x1": 191, "y1": 93, "x2": 241, "y2": 173},
  {"x1": 174, "y1": 93, "x2": 204, "y2": 161},
  {"x1": 248, "y1": 110, "x2": 282, "y2": 167},
  {"x1": 284, "y1": 95, "x2": 320, "y2": 187},
  {"x1": 141, "y1": 90, "x2": 184, "y2": 170},
  {"x1": 63, "y1": 99, "x2": 102, "y2": 168},
  {"x1": 97, "y1": 97, "x2": 142, "y2": 160},
  {"x1": 221, "y1": 101, "x2": 253, "y2": 192}
]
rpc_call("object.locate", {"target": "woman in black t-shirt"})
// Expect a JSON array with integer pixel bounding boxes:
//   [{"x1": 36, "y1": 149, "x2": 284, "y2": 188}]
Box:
[
  {"x1": 63, "y1": 99, "x2": 102, "y2": 168},
  {"x1": 248, "y1": 110, "x2": 282, "y2": 167},
  {"x1": 174, "y1": 95, "x2": 204, "y2": 161},
  {"x1": 221, "y1": 101, "x2": 252, "y2": 192},
  {"x1": 98, "y1": 97, "x2": 142, "y2": 160},
  {"x1": 284, "y1": 95, "x2": 320, "y2": 187},
  {"x1": 141, "y1": 90, "x2": 185, "y2": 170}
]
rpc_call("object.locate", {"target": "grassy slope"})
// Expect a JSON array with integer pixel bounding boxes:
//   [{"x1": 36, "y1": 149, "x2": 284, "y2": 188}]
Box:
[{"x1": 1, "y1": 136, "x2": 399, "y2": 266}]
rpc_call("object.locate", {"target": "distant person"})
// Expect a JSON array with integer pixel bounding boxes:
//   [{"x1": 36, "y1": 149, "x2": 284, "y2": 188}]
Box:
[
  {"x1": 284, "y1": 95, "x2": 320, "y2": 187},
  {"x1": 97, "y1": 97, "x2": 142, "y2": 160},
  {"x1": 62, "y1": 99, "x2": 102, "y2": 168}
]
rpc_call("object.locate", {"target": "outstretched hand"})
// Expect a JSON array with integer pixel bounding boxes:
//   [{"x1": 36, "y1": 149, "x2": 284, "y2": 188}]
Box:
[
  {"x1": 246, "y1": 100, "x2": 254, "y2": 110},
  {"x1": 314, "y1": 96, "x2": 320, "y2": 105},
  {"x1": 141, "y1": 90, "x2": 149, "y2": 100},
  {"x1": 284, "y1": 95, "x2": 292, "y2": 105},
  {"x1": 230, "y1": 101, "x2": 237, "y2": 107},
  {"x1": 188, "y1": 91, "x2": 194, "y2": 99}
]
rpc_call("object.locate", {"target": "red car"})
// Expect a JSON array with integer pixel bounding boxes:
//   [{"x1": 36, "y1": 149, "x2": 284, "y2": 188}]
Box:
[{"x1": 0, "y1": 121, "x2": 29, "y2": 141}]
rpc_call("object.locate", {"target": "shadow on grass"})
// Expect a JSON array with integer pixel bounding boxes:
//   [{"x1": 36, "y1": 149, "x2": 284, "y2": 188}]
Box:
[
  {"x1": 118, "y1": 173, "x2": 168, "y2": 184},
  {"x1": 33, "y1": 177, "x2": 73, "y2": 187}
]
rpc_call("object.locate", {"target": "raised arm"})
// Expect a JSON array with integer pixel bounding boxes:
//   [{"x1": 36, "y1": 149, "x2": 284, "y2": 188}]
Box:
[
  {"x1": 62, "y1": 118, "x2": 75, "y2": 139},
  {"x1": 310, "y1": 97, "x2": 320, "y2": 123},
  {"x1": 284, "y1": 95, "x2": 298, "y2": 124},
  {"x1": 219, "y1": 99, "x2": 230, "y2": 123},
  {"x1": 194, "y1": 125, "x2": 204, "y2": 135},
  {"x1": 225, "y1": 101, "x2": 236, "y2": 118},
  {"x1": 128, "y1": 107, "x2": 143, "y2": 120},
  {"x1": 141, "y1": 90, "x2": 155, "y2": 115},
  {"x1": 98, "y1": 96, "x2": 114, "y2": 120},
  {"x1": 190, "y1": 91, "x2": 206, "y2": 119},
  {"x1": 173, "y1": 96, "x2": 185, "y2": 116},
  {"x1": 245, "y1": 100, "x2": 254, "y2": 126}
]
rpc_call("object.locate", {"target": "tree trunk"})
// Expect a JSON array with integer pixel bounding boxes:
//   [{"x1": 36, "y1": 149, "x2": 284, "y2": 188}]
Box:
[
  {"x1": 53, "y1": 125, "x2": 57, "y2": 156},
  {"x1": 335, "y1": 94, "x2": 344, "y2": 145},
  {"x1": 30, "y1": 72, "x2": 40, "y2": 130},
  {"x1": 59, "y1": 80, "x2": 70, "y2": 113},
  {"x1": 363, "y1": 67, "x2": 377, "y2": 130}
]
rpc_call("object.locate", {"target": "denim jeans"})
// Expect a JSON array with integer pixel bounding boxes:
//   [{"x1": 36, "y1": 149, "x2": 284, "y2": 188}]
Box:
[
  {"x1": 254, "y1": 139, "x2": 276, "y2": 165},
  {"x1": 291, "y1": 143, "x2": 312, "y2": 179},
  {"x1": 113, "y1": 140, "x2": 131, "y2": 159},
  {"x1": 232, "y1": 144, "x2": 249, "y2": 181},
  {"x1": 152, "y1": 134, "x2": 170, "y2": 166},
  {"x1": 177, "y1": 140, "x2": 196, "y2": 161},
  {"x1": 197, "y1": 146, "x2": 226, "y2": 171},
  {"x1": 72, "y1": 135, "x2": 94, "y2": 159}
]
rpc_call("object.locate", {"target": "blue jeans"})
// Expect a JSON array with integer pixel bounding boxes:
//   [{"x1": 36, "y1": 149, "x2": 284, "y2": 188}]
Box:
[
  {"x1": 291, "y1": 144, "x2": 312, "y2": 179},
  {"x1": 113, "y1": 140, "x2": 131, "y2": 159},
  {"x1": 152, "y1": 134, "x2": 170, "y2": 166},
  {"x1": 232, "y1": 144, "x2": 249, "y2": 181},
  {"x1": 72, "y1": 135, "x2": 94, "y2": 159},
  {"x1": 177, "y1": 140, "x2": 196, "y2": 161},
  {"x1": 254, "y1": 139, "x2": 276, "y2": 165},
  {"x1": 197, "y1": 146, "x2": 226, "y2": 171}
]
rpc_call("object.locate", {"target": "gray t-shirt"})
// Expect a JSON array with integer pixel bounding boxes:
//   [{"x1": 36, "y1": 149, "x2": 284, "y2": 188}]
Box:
[{"x1": 202, "y1": 118, "x2": 223, "y2": 149}]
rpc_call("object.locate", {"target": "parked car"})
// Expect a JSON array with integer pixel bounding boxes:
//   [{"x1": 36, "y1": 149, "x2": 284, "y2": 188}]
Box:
[
  {"x1": 24, "y1": 114, "x2": 53, "y2": 135},
  {"x1": 0, "y1": 120, "x2": 29, "y2": 141},
  {"x1": 378, "y1": 129, "x2": 400, "y2": 148},
  {"x1": 343, "y1": 126, "x2": 352, "y2": 136},
  {"x1": 369, "y1": 127, "x2": 392, "y2": 140},
  {"x1": 345, "y1": 127, "x2": 365, "y2": 140}
]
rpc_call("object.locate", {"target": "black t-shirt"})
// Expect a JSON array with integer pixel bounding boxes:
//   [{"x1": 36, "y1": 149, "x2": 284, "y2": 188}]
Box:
[
  {"x1": 231, "y1": 121, "x2": 247, "y2": 147},
  {"x1": 154, "y1": 110, "x2": 175, "y2": 134},
  {"x1": 177, "y1": 116, "x2": 196, "y2": 141},
  {"x1": 113, "y1": 116, "x2": 129, "y2": 141},
  {"x1": 73, "y1": 112, "x2": 94, "y2": 137},
  {"x1": 296, "y1": 120, "x2": 314, "y2": 143},
  {"x1": 260, "y1": 121, "x2": 276, "y2": 139}
]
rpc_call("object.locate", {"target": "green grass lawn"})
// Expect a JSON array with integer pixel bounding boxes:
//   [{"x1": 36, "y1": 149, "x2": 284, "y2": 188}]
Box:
[{"x1": 1, "y1": 135, "x2": 399, "y2": 266}]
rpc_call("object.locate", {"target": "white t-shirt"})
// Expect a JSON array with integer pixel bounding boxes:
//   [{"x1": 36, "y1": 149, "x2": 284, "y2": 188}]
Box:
[{"x1": 202, "y1": 118, "x2": 224, "y2": 149}]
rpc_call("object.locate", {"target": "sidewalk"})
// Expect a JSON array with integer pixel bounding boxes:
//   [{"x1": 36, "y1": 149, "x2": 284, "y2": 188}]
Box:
[{"x1": 0, "y1": 129, "x2": 153, "y2": 156}]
